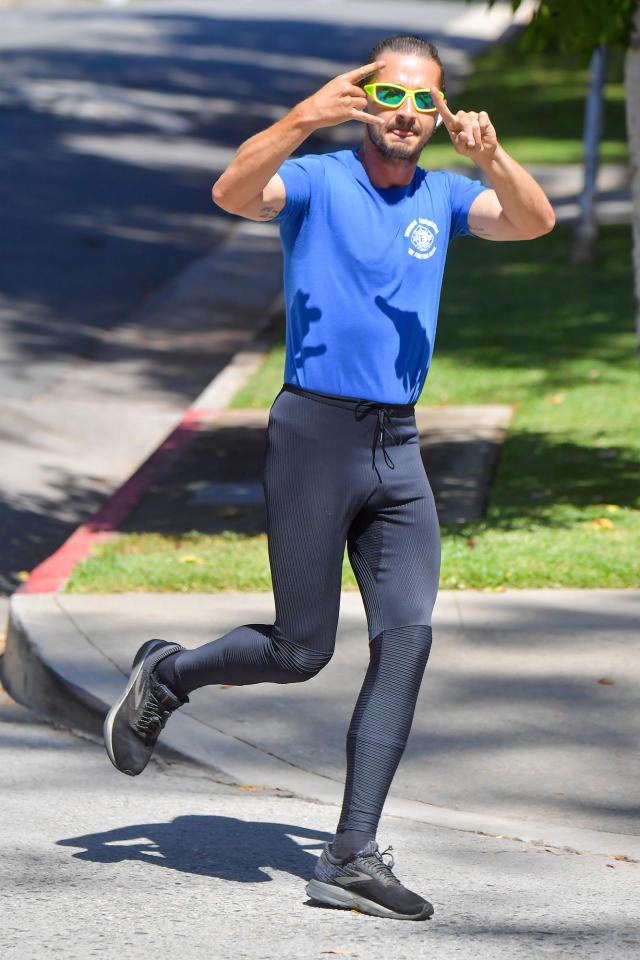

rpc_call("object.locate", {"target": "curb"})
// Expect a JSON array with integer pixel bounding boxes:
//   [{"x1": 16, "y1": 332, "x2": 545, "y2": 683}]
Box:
[
  {"x1": 1, "y1": 595, "x2": 222, "y2": 774},
  {"x1": 18, "y1": 408, "x2": 216, "y2": 595},
  {"x1": 17, "y1": 225, "x2": 281, "y2": 595},
  {"x1": 19, "y1": 350, "x2": 272, "y2": 594},
  {"x1": 5, "y1": 590, "x2": 640, "y2": 862},
  {"x1": 3, "y1": 597, "x2": 107, "y2": 740}
]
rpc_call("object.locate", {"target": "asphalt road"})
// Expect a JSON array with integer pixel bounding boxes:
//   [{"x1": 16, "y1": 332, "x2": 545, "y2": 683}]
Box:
[{"x1": 2, "y1": 0, "x2": 231, "y2": 590}]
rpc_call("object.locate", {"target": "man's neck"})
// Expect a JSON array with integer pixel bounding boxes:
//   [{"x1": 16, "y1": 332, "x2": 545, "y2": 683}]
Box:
[{"x1": 358, "y1": 141, "x2": 419, "y2": 189}]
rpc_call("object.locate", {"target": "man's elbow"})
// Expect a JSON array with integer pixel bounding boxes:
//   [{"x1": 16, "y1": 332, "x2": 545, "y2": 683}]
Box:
[
  {"x1": 212, "y1": 182, "x2": 250, "y2": 218},
  {"x1": 212, "y1": 180, "x2": 232, "y2": 212},
  {"x1": 538, "y1": 206, "x2": 556, "y2": 236},
  {"x1": 520, "y1": 207, "x2": 555, "y2": 241}
]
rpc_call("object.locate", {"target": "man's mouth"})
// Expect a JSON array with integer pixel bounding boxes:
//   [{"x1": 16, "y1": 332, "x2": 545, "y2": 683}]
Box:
[{"x1": 389, "y1": 128, "x2": 415, "y2": 139}]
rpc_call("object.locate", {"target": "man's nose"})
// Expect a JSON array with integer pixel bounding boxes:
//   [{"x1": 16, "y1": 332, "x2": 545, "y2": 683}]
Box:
[{"x1": 396, "y1": 94, "x2": 418, "y2": 120}]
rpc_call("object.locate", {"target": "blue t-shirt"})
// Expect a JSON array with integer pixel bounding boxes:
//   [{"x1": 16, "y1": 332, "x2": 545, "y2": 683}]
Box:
[{"x1": 276, "y1": 148, "x2": 487, "y2": 404}]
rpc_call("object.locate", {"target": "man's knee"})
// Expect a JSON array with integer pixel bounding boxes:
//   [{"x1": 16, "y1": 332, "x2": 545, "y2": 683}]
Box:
[
  {"x1": 271, "y1": 632, "x2": 333, "y2": 683},
  {"x1": 372, "y1": 624, "x2": 433, "y2": 675}
]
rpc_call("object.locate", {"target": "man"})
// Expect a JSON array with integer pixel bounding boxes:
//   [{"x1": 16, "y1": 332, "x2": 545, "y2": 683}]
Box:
[{"x1": 104, "y1": 35, "x2": 554, "y2": 921}]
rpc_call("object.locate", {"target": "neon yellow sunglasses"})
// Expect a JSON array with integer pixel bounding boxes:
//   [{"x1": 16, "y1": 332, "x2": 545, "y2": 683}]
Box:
[{"x1": 363, "y1": 83, "x2": 444, "y2": 114}]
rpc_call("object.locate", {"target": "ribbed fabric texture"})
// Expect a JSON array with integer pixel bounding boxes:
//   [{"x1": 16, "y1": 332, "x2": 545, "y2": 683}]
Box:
[
  {"x1": 173, "y1": 625, "x2": 332, "y2": 692},
  {"x1": 337, "y1": 625, "x2": 433, "y2": 834},
  {"x1": 159, "y1": 388, "x2": 440, "y2": 831}
]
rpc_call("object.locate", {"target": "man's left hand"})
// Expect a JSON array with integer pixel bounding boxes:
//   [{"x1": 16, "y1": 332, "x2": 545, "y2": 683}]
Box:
[{"x1": 431, "y1": 87, "x2": 498, "y2": 161}]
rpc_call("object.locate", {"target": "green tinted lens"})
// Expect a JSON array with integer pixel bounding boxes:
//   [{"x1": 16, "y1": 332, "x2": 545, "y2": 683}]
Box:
[
  {"x1": 414, "y1": 90, "x2": 435, "y2": 111},
  {"x1": 376, "y1": 85, "x2": 406, "y2": 106}
]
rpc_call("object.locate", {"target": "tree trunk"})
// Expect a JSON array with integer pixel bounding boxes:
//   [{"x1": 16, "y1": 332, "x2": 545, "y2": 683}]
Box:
[
  {"x1": 573, "y1": 45, "x2": 607, "y2": 264},
  {"x1": 624, "y1": 6, "x2": 640, "y2": 352}
]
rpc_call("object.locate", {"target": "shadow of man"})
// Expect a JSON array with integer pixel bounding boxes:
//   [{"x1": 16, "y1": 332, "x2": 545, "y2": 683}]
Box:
[
  {"x1": 291, "y1": 290, "x2": 326, "y2": 369},
  {"x1": 57, "y1": 815, "x2": 331, "y2": 883},
  {"x1": 375, "y1": 295, "x2": 430, "y2": 396}
]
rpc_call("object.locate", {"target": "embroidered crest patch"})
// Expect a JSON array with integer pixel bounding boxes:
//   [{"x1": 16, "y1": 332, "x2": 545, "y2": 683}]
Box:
[{"x1": 405, "y1": 218, "x2": 439, "y2": 260}]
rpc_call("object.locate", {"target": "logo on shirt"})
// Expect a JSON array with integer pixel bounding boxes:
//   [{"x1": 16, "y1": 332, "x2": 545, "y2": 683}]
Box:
[{"x1": 405, "y1": 218, "x2": 438, "y2": 260}]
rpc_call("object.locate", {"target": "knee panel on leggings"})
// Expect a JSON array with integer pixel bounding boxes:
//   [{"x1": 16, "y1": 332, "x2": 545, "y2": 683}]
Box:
[
  {"x1": 349, "y1": 624, "x2": 433, "y2": 749},
  {"x1": 337, "y1": 624, "x2": 433, "y2": 834},
  {"x1": 268, "y1": 630, "x2": 333, "y2": 683},
  {"x1": 169, "y1": 624, "x2": 333, "y2": 694}
]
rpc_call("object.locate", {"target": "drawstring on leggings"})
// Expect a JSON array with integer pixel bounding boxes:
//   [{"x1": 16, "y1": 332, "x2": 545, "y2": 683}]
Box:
[{"x1": 355, "y1": 402, "x2": 401, "y2": 483}]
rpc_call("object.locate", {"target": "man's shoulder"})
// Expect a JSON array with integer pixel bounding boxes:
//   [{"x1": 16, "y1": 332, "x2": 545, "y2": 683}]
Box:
[
  {"x1": 418, "y1": 167, "x2": 452, "y2": 187},
  {"x1": 417, "y1": 167, "x2": 488, "y2": 205},
  {"x1": 286, "y1": 149, "x2": 354, "y2": 172},
  {"x1": 420, "y1": 167, "x2": 483, "y2": 189},
  {"x1": 283, "y1": 150, "x2": 353, "y2": 173}
]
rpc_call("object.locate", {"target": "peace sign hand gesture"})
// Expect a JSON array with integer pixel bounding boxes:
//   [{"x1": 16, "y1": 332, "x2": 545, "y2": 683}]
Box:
[
  {"x1": 299, "y1": 61, "x2": 386, "y2": 130},
  {"x1": 430, "y1": 86, "x2": 498, "y2": 160}
]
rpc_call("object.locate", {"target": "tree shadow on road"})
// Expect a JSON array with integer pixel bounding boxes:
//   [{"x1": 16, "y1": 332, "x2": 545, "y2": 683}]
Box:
[
  {"x1": 57, "y1": 814, "x2": 331, "y2": 883},
  {"x1": 0, "y1": 469, "x2": 107, "y2": 594},
  {"x1": 1, "y1": 10, "x2": 451, "y2": 403}
]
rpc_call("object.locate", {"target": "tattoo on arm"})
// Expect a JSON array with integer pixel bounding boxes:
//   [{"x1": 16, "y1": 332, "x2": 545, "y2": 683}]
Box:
[
  {"x1": 258, "y1": 204, "x2": 281, "y2": 220},
  {"x1": 469, "y1": 223, "x2": 491, "y2": 237}
]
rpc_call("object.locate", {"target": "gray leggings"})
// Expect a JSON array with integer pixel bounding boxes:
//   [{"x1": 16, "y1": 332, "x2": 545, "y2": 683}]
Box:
[{"x1": 164, "y1": 384, "x2": 441, "y2": 833}]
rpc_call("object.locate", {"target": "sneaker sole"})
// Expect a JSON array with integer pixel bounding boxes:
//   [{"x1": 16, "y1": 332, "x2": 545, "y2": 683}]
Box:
[
  {"x1": 103, "y1": 638, "x2": 169, "y2": 776},
  {"x1": 305, "y1": 879, "x2": 434, "y2": 921}
]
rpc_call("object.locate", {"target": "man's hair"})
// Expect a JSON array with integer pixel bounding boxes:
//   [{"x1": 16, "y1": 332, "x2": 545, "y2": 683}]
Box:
[{"x1": 362, "y1": 34, "x2": 445, "y2": 92}]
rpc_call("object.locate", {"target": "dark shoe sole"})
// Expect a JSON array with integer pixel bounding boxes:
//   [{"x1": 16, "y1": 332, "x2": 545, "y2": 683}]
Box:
[
  {"x1": 305, "y1": 879, "x2": 434, "y2": 921},
  {"x1": 103, "y1": 639, "x2": 169, "y2": 776}
]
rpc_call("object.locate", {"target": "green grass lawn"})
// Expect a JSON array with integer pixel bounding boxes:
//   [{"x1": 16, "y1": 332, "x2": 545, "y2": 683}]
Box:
[
  {"x1": 67, "y1": 223, "x2": 640, "y2": 593},
  {"x1": 422, "y1": 35, "x2": 627, "y2": 168},
  {"x1": 66, "y1": 531, "x2": 358, "y2": 594}
]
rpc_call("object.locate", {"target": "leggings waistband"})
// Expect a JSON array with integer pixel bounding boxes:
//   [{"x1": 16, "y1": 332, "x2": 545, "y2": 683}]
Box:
[
  {"x1": 280, "y1": 384, "x2": 415, "y2": 483},
  {"x1": 281, "y1": 383, "x2": 415, "y2": 418}
]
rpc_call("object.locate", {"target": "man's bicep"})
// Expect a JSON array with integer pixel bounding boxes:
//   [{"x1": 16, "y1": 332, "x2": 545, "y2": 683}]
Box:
[
  {"x1": 237, "y1": 174, "x2": 287, "y2": 222},
  {"x1": 467, "y1": 189, "x2": 522, "y2": 241}
]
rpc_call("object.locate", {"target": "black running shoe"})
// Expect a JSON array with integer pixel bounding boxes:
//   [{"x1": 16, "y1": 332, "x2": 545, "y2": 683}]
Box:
[
  {"x1": 103, "y1": 639, "x2": 187, "y2": 776},
  {"x1": 306, "y1": 841, "x2": 433, "y2": 921}
]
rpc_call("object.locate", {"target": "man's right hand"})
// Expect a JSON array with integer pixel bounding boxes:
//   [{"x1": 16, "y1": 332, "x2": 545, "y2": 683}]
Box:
[
  {"x1": 295, "y1": 61, "x2": 386, "y2": 130},
  {"x1": 212, "y1": 60, "x2": 385, "y2": 220}
]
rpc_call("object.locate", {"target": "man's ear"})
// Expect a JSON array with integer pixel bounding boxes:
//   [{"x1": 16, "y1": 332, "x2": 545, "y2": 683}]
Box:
[{"x1": 435, "y1": 114, "x2": 443, "y2": 129}]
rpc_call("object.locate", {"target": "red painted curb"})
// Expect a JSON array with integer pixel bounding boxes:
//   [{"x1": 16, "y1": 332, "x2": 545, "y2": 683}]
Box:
[{"x1": 19, "y1": 407, "x2": 217, "y2": 594}]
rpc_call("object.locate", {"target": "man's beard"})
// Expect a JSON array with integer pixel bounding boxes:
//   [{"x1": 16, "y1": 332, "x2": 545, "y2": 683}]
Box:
[{"x1": 367, "y1": 122, "x2": 426, "y2": 162}]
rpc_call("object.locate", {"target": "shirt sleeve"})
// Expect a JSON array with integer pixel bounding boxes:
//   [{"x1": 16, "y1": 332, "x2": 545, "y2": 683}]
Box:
[
  {"x1": 274, "y1": 155, "x2": 324, "y2": 222},
  {"x1": 447, "y1": 172, "x2": 490, "y2": 238}
]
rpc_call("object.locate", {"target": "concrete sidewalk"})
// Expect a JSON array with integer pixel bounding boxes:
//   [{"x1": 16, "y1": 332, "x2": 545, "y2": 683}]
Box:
[
  {"x1": 5, "y1": 587, "x2": 640, "y2": 862},
  {"x1": 528, "y1": 163, "x2": 631, "y2": 224}
]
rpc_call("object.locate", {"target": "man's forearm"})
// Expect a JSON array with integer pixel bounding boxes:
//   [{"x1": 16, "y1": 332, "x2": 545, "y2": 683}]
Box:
[
  {"x1": 476, "y1": 145, "x2": 555, "y2": 238},
  {"x1": 212, "y1": 105, "x2": 314, "y2": 214}
]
